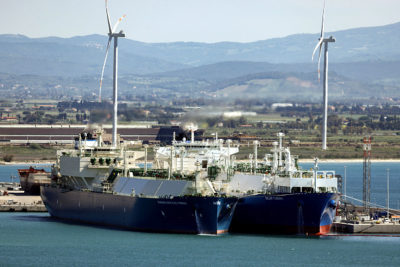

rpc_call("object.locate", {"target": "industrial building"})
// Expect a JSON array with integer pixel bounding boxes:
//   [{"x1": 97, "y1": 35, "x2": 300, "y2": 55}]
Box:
[{"x1": 0, "y1": 124, "x2": 187, "y2": 145}]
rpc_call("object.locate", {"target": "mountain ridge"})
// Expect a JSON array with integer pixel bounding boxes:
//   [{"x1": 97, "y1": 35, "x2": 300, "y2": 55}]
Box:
[{"x1": 0, "y1": 21, "x2": 400, "y2": 77}]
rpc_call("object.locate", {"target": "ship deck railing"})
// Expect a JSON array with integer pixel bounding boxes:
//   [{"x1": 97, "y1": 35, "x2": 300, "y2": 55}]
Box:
[{"x1": 289, "y1": 170, "x2": 336, "y2": 179}]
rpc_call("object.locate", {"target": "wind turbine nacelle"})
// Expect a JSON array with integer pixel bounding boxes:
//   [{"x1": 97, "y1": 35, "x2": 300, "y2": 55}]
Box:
[
  {"x1": 110, "y1": 32, "x2": 126, "y2": 38},
  {"x1": 325, "y1": 36, "x2": 335, "y2": 43}
]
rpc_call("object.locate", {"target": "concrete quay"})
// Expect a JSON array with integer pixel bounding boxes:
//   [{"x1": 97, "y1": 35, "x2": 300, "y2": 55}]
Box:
[
  {"x1": 0, "y1": 193, "x2": 47, "y2": 212},
  {"x1": 333, "y1": 221, "x2": 400, "y2": 234}
]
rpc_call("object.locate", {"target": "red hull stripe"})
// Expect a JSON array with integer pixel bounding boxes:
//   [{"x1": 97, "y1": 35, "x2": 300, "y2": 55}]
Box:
[{"x1": 317, "y1": 224, "x2": 332, "y2": 235}]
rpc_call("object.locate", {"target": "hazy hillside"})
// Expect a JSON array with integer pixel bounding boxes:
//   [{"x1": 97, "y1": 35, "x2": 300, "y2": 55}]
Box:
[
  {"x1": 154, "y1": 60, "x2": 400, "y2": 83},
  {"x1": 2, "y1": 68, "x2": 396, "y2": 103},
  {"x1": 208, "y1": 72, "x2": 396, "y2": 101},
  {"x1": 1, "y1": 22, "x2": 400, "y2": 102},
  {"x1": 1, "y1": 22, "x2": 400, "y2": 77}
]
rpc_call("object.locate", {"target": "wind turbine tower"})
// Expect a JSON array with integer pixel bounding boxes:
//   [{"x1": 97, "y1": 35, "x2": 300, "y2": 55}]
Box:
[
  {"x1": 312, "y1": 0, "x2": 335, "y2": 150},
  {"x1": 99, "y1": 0, "x2": 126, "y2": 147}
]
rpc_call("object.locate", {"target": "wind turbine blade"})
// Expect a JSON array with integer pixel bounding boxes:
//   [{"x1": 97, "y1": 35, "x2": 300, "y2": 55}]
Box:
[
  {"x1": 320, "y1": 0, "x2": 326, "y2": 38},
  {"x1": 105, "y1": 0, "x2": 112, "y2": 34},
  {"x1": 312, "y1": 38, "x2": 323, "y2": 61},
  {"x1": 99, "y1": 37, "x2": 112, "y2": 102},
  {"x1": 112, "y1": 14, "x2": 127, "y2": 33}
]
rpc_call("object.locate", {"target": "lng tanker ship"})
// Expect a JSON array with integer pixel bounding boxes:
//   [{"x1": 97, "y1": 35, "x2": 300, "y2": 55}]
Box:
[
  {"x1": 228, "y1": 133, "x2": 339, "y2": 235},
  {"x1": 41, "y1": 128, "x2": 238, "y2": 235}
]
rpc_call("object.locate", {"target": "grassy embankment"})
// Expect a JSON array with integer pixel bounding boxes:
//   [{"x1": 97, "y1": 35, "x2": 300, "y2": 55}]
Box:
[
  {"x1": 204, "y1": 127, "x2": 400, "y2": 160},
  {"x1": 0, "y1": 144, "x2": 58, "y2": 162}
]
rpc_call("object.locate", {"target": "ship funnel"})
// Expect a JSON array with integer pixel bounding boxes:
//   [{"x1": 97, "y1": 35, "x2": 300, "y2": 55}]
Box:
[{"x1": 184, "y1": 122, "x2": 198, "y2": 143}]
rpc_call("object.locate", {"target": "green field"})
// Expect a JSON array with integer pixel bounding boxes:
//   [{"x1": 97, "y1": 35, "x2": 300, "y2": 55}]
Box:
[{"x1": 0, "y1": 144, "x2": 58, "y2": 162}]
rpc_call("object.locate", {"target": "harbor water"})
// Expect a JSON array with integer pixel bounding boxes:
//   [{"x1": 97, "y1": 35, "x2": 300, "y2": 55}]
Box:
[
  {"x1": 1, "y1": 163, "x2": 400, "y2": 266},
  {"x1": 300, "y1": 162, "x2": 400, "y2": 209}
]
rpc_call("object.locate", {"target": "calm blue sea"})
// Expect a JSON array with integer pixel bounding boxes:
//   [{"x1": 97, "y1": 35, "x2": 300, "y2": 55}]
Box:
[{"x1": 1, "y1": 163, "x2": 400, "y2": 266}]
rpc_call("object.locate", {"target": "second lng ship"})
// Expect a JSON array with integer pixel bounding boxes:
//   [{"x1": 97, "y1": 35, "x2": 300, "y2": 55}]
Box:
[{"x1": 228, "y1": 133, "x2": 339, "y2": 235}]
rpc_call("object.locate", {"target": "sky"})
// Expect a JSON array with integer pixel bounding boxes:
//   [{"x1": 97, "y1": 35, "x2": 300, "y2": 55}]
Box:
[{"x1": 0, "y1": 0, "x2": 399, "y2": 43}]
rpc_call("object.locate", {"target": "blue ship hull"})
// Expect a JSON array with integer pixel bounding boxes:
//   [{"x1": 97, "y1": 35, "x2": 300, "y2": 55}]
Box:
[
  {"x1": 230, "y1": 193, "x2": 338, "y2": 235},
  {"x1": 41, "y1": 186, "x2": 237, "y2": 235}
]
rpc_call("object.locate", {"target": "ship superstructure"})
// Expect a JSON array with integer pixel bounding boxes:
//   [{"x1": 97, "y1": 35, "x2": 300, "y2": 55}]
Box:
[
  {"x1": 228, "y1": 133, "x2": 337, "y2": 196},
  {"x1": 154, "y1": 128, "x2": 239, "y2": 194}
]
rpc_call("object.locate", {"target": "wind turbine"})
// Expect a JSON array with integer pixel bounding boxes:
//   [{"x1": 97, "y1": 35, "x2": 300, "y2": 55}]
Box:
[
  {"x1": 99, "y1": 0, "x2": 126, "y2": 147},
  {"x1": 312, "y1": 0, "x2": 335, "y2": 150}
]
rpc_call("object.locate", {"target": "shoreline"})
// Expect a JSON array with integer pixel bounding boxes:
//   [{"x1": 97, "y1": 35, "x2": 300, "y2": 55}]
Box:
[
  {"x1": 298, "y1": 159, "x2": 400, "y2": 163},
  {"x1": 0, "y1": 161, "x2": 54, "y2": 165},
  {"x1": 2, "y1": 159, "x2": 400, "y2": 165}
]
